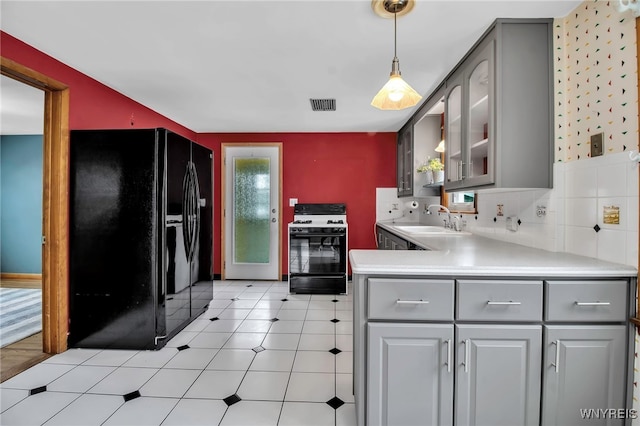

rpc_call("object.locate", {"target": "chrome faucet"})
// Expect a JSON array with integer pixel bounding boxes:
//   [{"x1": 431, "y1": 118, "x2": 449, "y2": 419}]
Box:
[{"x1": 425, "y1": 204, "x2": 453, "y2": 229}]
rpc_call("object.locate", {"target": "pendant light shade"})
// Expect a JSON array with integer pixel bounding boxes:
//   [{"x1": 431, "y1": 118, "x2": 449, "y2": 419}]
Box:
[{"x1": 371, "y1": 0, "x2": 421, "y2": 110}]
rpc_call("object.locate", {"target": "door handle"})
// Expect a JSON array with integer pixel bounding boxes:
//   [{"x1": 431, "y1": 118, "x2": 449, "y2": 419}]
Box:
[
  {"x1": 396, "y1": 299, "x2": 429, "y2": 305},
  {"x1": 445, "y1": 339, "x2": 452, "y2": 373},
  {"x1": 551, "y1": 340, "x2": 560, "y2": 373},
  {"x1": 487, "y1": 301, "x2": 521, "y2": 306},
  {"x1": 462, "y1": 339, "x2": 470, "y2": 373},
  {"x1": 574, "y1": 301, "x2": 611, "y2": 306}
]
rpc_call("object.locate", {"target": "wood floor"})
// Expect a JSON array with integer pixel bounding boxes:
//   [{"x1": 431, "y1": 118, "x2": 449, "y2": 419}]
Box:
[{"x1": 0, "y1": 276, "x2": 49, "y2": 383}]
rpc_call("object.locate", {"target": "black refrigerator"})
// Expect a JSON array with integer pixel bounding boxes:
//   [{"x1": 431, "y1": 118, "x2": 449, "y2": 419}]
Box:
[{"x1": 69, "y1": 128, "x2": 213, "y2": 350}]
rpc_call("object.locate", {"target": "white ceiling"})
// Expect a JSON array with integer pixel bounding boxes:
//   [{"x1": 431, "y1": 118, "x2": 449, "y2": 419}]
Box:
[{"x1": 0, "y1": 0, "x2": 582, "y2": 134}]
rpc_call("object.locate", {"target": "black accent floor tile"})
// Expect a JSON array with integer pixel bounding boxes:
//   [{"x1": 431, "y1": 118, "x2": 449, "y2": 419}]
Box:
[
  {"x1": 177, "y1": 345, "x2": 190, "y2": 351},
  {"x1": 270, "y1": 318, "x2": 279, "y2": 322},
  {"x1": 326, "y1": 396, "x2": 345, "y2": 410},
  {"x1": 224, "y1": 394, "x2": 242, "y2": 407},
  {"x1": 329, "y1": 347, "x2": 342, "y2": 355},
  {"x1": 247, "y1": 284, "x2": 253, "y2": 287},
  {"x1": 332, "y1": 299, "x2": 339, "y2": 303},
  {"x1": 210, "y1": 317, "x2": 219, "y2": 321},
  {"x1": 594, "y1": 224, "x2": 601, "y2": 232},
  {"x1": 29, "y1": 386, "x2": 46, "y2": 396},
  {"x1": 231, "y1": 297, "x2": 240, "y2": 301},
  {"x1": 252, "y1": 346, "x2": 266, "y2": 353},
  {"x1": 123, "y1": 390, "x2": 141, "y2": 402},
  {"x1": 167, "y1": 297, "x2": 174, "y2": 301},
  {"x1": 281, "y1": 298, "x2": 288, "y2": 302},
  {"x1": 330, "y1": 318, "x2": 340, "y2": 323}
]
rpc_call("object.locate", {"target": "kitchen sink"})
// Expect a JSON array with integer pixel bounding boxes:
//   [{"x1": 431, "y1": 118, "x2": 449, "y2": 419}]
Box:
[{"x1": 394, "y1": 225, "x2": 471, "y2": 235}]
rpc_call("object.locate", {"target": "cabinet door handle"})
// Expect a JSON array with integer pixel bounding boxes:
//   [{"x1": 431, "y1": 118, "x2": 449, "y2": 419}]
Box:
[
  {"x1": 486, "y1": 301, "x2": 521, "y2": 305},
  {"x1": 445, "y1": 339, "x2": 452, "y2": 373},
  {"x1": 462, "y1": 339, "x2": 470, "y2": 373},
  {"x1": 574, "y1": 301, "x2": 611, "y2": 306},
  {"x1": 396, "y1": 299, "x2": 429, "y2": 305},
  {"x1": 551, "y1": 340, "x2": 560, "y2": 373}
]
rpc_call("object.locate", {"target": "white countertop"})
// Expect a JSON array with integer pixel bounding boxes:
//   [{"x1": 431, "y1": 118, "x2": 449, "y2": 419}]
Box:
[{"x1": 349, "y1": 221, "x2": 637, "y2": 278}]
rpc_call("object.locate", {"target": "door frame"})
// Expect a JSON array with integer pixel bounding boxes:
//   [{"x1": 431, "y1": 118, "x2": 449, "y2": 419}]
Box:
[
  {"x1": 221, "y1": 142, "x2": 282, "y2": 280},
  {"x1": 1, "y1": 57, "x2": 69, "y2": 354}
]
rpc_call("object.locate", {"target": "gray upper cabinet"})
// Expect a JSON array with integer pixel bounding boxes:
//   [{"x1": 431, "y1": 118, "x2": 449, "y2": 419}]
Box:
[
  {"x1": 397, "y1": 124, "x2": 413, "y2": 197},
  {"x1": 444, "y1": 19, "x2": 553, "y2": 191}
]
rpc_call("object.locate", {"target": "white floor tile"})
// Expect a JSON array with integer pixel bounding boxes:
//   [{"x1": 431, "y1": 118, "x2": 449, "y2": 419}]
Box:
[
  {"x1": 163, "y1": 348, "x2": 218, "y2": 370},
  {"x1": 336, "y1": 374, "x2": 355, "y2": 403},
  {"x1": 81, "y1": 349, "x2": 138, "y2": 367},
  {"x1": 280, "y1": 301, "x2": 309, "y2": 310},
  {"x1": 237, "y1": 371, "x2": 289, "y2": 401},
  {"x1": 47, "y1": 365, "x2": 116, "y2": 393},
  {"x1": 102, "y1": 396, "x2": 179, "y2": 426},
  {"x1": 285, "y1": 372, "x2": 335, "y2": 403},
  {"x1": 43, "y1": 393, "x2": 123, "y2": 426},
  {"x1": 0, "y1": 363, "x2": 75, "y2": 390},
  {"x1": 293, "y1": 351, "x2": 335, "y2": 373},
  {"x1": 139, "y1": 368, "x2": 201, "y2": 398},
  {"x1": 123, "y1": 347, "x2": 179, "y2": 368},
  {"x1": 335, "y1": 301, "x2": 352, "y2": 311},
  {"x1": 207, "y1": 299, "x2": 232, "y2": 310},
  {"x1": 223, "y1": 332, "x2": 266, "y2": 349},
  {"x1": 183, "y1": 370, "x2": 244, "y2": 399},
  {"x1": 218, "y1": 309, "x2": 251, "y2": 320},
  {"x1": 305, "y1": 309, "x2": 336, "y2": 321},
  {"x1": 336, "y1": 352, "x2": 353, "y2": 374},
  {"x1": 161, "y1": 398, "x2": 227, "y2": 426},
  {"x1": 245, "y1": 309, "x2": 279, "y2": 320},
  {"x1": 86, "y1": 366, "x2": 157, "y2": 395},
  {"x1": 249, "y1": 350, "x2": 296, "y2": 372},
  {"x1": 237, "y1": 292, "x2": 263, "y2": 300},
  {"x1": 310, "y1": 294, "x2": 338, "y2": 301},
  {"x1": 0, "y1": 388, "x2": 28, "y2": 413},
  {"x1": 254, "y1": 300, "x2": 284, "y2": 310},
  {"x1": 279, "y1": 401, "x2": 336, "y2": 426},
  {"x1": 165, "y1": 331, "x2": 199, "y2": 348},
  {"x1": 203, "y1": 319, "x2": 243, "y2": 333},
  {"x1": 182, "y1": 318, "x2": 210, "y2": 333},
  {"x1": 336, "y1": 403, "x2": 357, "y2": 426},
  {"x1": 261, "y1": 333, "x2": 300, "y2": 350},
  {"x1": 302, "y1": 320, "x2": 335, "y2": 335},
  {"x1": 0, "y1": 391, "x2": 80, "y2": 426},
  {"x1": 235, "y1": 319, "x2": 273, "y2": 333},
  {"x1": 335, "y1": 311, "x2": 353, "y2": 321},
  {"x1": 336, "y1": 335, "x2": 353, "y2": 352},
  {"x1": 336, "y1": 321, "x2": 353, "y2": 335},
  {"x1": 275, "y1": 309, "x2": 307, "y2": 321},
  {"x1": 286, "y1": 294, "x2": 311, "y2": 301},
  {"x1": 268, "y1": 320, "x2": 304, "y2": 334},
  {"x1": 219, "y1": 400, "x2": 282, "y2": 426},
  {"x1": 188, "y1": 332, "x2": 232, "y2": 349},
  {"x1": 298, "y1": 334, "x2": 335, "y2": 351},
  {"x1": 206, "y1": 349, "x2": 256, "y2": 371},
  {"x1": 308, "y1": 301, "x2": 337, "y2": 310},
  {"x1": 43, "y1": 349, "x2": 101, "y2": 365},
  {"x1": 227, "y1": 299, "x2": 258, "y2": 309}
]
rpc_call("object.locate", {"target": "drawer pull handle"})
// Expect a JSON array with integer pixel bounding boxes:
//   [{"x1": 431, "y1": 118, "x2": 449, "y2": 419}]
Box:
[
  {"x1": 575, "y1": 301, "x2": 611, "y2": 306},
  {"x1": 487, "y1": 301, "x2": 521, "y2": 306},
  {"x1": 551, "y1": 340, "x2": 560, "y2": 373},
  {"x1": 445, "y1": 339, "x2": 452, "y2": 373},
  {"x1": 396, "y1": 299, "x2": 430, "y2": 305}
]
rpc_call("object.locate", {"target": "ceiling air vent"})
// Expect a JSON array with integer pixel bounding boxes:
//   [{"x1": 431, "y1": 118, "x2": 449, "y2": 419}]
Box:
[{"x1": 310, "y1": 98, "x2": 336, "y2": 112}]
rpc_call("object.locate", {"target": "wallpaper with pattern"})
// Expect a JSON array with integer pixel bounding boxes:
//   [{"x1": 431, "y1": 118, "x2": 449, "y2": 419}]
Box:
[{"x1": 554, "y1": 0, "x2": 638, "y2": 163}]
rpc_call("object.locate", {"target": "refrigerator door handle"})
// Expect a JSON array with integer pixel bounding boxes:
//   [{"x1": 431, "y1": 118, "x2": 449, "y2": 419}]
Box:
[
  {"x1": 182, "y1": 164, "x2": 193, "y2": 261},
  {"x1": 190, "y1": 162, "x2": 201, "y2": 262}
]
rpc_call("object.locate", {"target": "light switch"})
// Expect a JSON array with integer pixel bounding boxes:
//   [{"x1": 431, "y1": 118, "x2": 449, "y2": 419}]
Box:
[{"x1": 289, "y1": 198, "x2": 298, "y2": 207}]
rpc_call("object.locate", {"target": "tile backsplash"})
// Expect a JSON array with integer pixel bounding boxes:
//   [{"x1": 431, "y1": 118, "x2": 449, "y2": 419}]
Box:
[{"x1": 376, "y1": 152, "x2": 639, "y2": 268}]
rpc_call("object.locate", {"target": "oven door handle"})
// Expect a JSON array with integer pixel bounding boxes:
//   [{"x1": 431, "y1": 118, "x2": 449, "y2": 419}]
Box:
[{"x1": 290, "y1": 232, "x2": 346, "y2": 238}]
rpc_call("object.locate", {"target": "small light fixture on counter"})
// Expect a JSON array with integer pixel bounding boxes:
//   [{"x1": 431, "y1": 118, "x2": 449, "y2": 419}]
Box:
[
  {"x1": 435, "y1": 140, "x2": 445, "y2": 153},
  {"x1": 371, "y1": 0, "x2": 422, "y2": 110}
]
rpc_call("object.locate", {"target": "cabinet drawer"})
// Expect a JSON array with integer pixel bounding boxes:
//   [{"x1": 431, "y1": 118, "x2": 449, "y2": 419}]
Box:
[
  {"x1": 368, "y1": 278, "x2": 454, "y2": 321},
  {"x1": 545, "y1": 280, "x2": 628, "y2": 322},
  {"x1": 457, "y1": 280, "x2": 543, "y2": 321}
]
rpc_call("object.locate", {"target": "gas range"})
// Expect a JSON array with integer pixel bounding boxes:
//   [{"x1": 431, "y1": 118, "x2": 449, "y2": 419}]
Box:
[{"x1": 289, "y1": 203, "x2": 347, "y2": 230}]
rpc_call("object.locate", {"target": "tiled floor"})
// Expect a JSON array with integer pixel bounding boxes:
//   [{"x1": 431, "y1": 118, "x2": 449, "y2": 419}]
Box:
[{"x1": 0, "y1": 281, "x2": 356, "y2": 426}]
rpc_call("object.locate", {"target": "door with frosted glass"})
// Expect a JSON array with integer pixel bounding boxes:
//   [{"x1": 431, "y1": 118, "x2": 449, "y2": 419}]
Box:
[{"x1": 223, "y1": 145, "x2": 280, "y2": 280}]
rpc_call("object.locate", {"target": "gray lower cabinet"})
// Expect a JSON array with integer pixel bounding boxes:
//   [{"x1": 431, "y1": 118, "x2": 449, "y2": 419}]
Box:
[
  {"x1": 456, "y1": 325, "x2": 542, "y2": 426},
  {"x1": 541, "y1": 325, "x2": 627, "y2": 426},
  {"x1": 368, "y1": 323, "x2": 454, "y2": 426}
]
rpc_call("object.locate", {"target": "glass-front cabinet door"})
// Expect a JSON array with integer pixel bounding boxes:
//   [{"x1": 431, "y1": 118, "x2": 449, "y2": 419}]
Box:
[
  {"x1": 464, "y1": 40, "x2": 494, "y2": 187},
  {"x1": 444, "y1": 75, "x2": 463, "y2": 186},
  {"x1": 445, "y1": 38, "x2": 495, "y2": 190}
]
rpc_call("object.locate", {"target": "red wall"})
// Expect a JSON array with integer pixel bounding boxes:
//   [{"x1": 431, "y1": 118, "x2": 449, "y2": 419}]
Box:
[
  {"x1": 1, "y1": 31, "x2": 196, "y2": 139},
  {"x1": 196, "y1": 133, "x2": 397, "y2": 275},
  {"x1": 2, "y1": 31, "x2": 397, "y2": 276}
]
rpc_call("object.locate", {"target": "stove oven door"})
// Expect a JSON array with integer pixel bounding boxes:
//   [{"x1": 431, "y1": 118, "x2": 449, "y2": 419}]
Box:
[{"x1": 288, "y1": 228, "x2": 347, "y2": 294}]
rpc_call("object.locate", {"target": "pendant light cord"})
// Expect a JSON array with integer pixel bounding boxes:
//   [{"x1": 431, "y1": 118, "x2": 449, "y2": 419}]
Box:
[{"x1": 393, "y1": 11, "x2": 398, "y2": 60}]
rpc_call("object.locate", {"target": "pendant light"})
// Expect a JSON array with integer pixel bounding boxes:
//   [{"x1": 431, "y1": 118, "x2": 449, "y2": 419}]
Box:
[{"x1": 371, "y1": 0, "x2": 422, "y2": 110}]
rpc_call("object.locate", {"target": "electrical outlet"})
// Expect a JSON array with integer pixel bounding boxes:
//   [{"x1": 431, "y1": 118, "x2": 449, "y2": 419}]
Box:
[
  {"x1": 536, "y1": 205, "x2": 547, "y2": 217},
  {"x1": 289, "y1": 198, "x2": 298, "y2": 207},
  {"x1": 590, "y1": 132, "x2": 604, "y2": 157}
]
